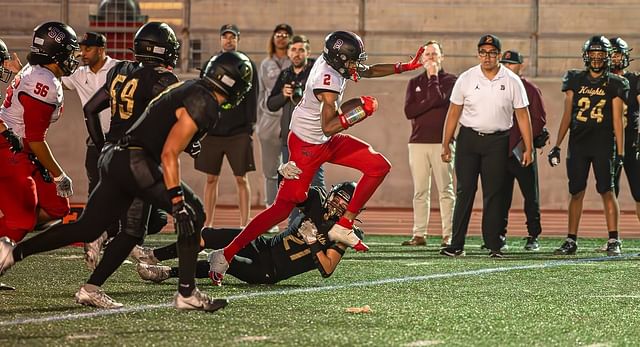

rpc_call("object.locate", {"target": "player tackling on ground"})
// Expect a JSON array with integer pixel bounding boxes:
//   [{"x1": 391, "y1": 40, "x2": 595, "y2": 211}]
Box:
[{"x1": 208, "y1": 30, "x2": 424, "y2": 284}]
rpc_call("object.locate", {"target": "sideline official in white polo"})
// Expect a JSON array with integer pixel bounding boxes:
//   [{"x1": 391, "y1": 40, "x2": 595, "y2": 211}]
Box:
[{"x1": 440, "y1": 34, "x2": 533, "y2": 258}]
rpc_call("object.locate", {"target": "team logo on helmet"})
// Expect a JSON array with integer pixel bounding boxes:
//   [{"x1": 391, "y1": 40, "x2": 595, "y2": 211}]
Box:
[
  {"x1": 48, "y1": 26, "x2": 66, "y2": 44},
  {"x1": 333, "y1": 39, "x2": 344, "y2": 51}
]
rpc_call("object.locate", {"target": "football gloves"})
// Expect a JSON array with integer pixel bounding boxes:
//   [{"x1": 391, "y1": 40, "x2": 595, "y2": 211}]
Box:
[
  {"x1": 548, "y1": 146, "x2": 561, "y2": 167},
  {"x1": 394, "y1": 46, "x2": 425, "y2": 73},
  {"x1": 298, "y1": 220, "x2": 318, "y2": 245},
  {"x1": 278, "y1": 161, "x2": 302, "y2": 180},
  {"x1": 171, "y1": 199, "x2": 196, "y2": 236},
  {"x1": 184, "y1": 140, "x2": 201, "y2": 159},
  {"x1": 613, "y1": 153, "x2": 624, "y2": 178},
  {"x1": 53, "y1": 173, "x2": 73, "y2": 198}
]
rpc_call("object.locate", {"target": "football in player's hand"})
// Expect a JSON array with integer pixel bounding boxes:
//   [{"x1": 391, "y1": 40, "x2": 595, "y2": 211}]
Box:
[
  {"x1": 339, "y1": 97, "x2": 378, "y2": 114},
  {"x1": 339, "y1": 97, "x2": 365, "y2": 115}
]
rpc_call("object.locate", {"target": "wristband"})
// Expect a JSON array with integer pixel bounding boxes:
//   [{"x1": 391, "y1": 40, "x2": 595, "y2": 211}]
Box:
[
  {"x1": 338, "y1": 106, "x2": 367, "y2": 130},
  {"x1": 167, "y1": 186, "x2": 184, "y2": 200},
  {"x1": 53, "y1": 173, "x2": 67, "y2": 182},
  {"x1": 309, "y1": 242, "x2": 323, "y2": 255}
]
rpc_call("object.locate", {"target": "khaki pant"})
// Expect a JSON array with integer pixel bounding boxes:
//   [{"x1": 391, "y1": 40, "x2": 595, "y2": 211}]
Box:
[{"x1": 408, "y1": 143, "x2": 455, "y2": 238}]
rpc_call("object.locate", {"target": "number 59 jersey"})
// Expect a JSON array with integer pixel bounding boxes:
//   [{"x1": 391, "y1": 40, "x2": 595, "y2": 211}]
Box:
[
  {"x1": 562, "y1": 69, "x2": 629, "y2": 144},
  {"x1": 103, "y1": 61, "x2": 178, "y2": 143},
  {"x1": 0, "y1": 64, "x2": 64, "y2": 142}
]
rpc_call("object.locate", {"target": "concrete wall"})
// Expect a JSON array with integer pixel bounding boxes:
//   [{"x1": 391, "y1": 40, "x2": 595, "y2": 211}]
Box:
[{"x1": 7, "y1": 71, "x2": 635, "y2": 211}]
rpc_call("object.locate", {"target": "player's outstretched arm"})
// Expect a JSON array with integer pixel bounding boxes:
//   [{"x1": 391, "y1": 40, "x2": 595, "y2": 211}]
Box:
[{"x1": 360, "y1": 46, "x2": 425, "y2": 78}]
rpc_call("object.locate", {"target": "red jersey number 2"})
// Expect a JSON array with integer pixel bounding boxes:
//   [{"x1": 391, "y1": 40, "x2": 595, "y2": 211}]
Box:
[{"x1": 323, "y1": 74, "x2": 331, "y2": 86}]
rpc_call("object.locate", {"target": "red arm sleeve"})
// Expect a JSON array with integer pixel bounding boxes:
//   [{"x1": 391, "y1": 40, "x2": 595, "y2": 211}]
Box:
[{"x1": 19, "y1": 92, "x2": 56, "y2": 142}]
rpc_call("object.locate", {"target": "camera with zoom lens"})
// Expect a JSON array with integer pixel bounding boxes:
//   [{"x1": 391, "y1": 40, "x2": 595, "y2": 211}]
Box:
[{"x1": 289, "y1": 81, "x2": 304, "y2": 104}]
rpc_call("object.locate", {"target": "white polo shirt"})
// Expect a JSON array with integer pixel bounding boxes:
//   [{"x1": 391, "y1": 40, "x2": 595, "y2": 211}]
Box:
[
  {"x1": 450, "y1": 64, "x2": 528, "y2": 133},
  {"x1": 62, "y1": 56, "x2": 119, "y2": 134}
]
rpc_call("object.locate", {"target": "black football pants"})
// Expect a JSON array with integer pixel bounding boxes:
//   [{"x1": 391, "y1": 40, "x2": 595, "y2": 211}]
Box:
[
  {"x1": 14, "y1": 147, "x2": 204, "y2": 291},
  {"x1": 501, "y1": 152, "x2": 542, "y2": 238}
]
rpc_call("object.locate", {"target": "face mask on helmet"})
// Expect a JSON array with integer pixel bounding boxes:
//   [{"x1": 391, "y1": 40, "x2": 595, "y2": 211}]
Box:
[
  {"x1": 323, "y1": 182, "x2": 356, "y2": 221},
  {"x1": 201, "y1": 51, "x2": 253, "y2": 110},
  {"x1": 323, "y1": 31, "x2": 368, "y2": 81},
  {"x1": 30, "y1": 22, "x2": 80, "y2": 76},
  {"x1": 582, "y1": 36, "x2": 611, "y2": 73},
  {"x1": 0, "y1": 40, "x2": 12, "y2": 83},
  {"x1": 609, "y1": 37, "x2": 632, "y2": 71}
]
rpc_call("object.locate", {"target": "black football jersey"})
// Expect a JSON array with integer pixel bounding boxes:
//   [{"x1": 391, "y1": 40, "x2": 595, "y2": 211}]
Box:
[
  {"x1": 126, "y1": 79, "x2": 221, "y2": 163},
  {"x1": 268, "y1": 187, "x2": 343, "y2": 281},
  {"x1": 562, "y1": 69, "x2": 629, "y2": 143},
  {"x1": 623, "y1": 71, "x2": 640, "y2": 134},
  {"x1": 104, "y1": 61, "x2": 178, "y2": 143}
]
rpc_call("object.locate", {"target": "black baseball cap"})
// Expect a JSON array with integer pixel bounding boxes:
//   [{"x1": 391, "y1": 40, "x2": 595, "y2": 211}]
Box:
[
  {"x1": 79, "y1": 32, "x2": 106, "y2": 47},
  {"x1": 499, "y1": 50, "x2": 523, "y2": 64},
  {"x1": 477, "y1": 34, "x2": 501, "y2": 52},
  {"x1": 220, "y1": 24, "x2": 240, "y2": 37},
  {"x1": 273, "y1": 23, "x2": 293, "y2": 36}
]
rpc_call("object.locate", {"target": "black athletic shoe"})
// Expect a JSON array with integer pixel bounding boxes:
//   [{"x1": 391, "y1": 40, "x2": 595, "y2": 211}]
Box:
[
  {"x1": 553, "y1": 239, "x2": 577, "y2": 255},
  {"x1": 605, "y1": 239, "x2": 622, "y2": 257},
  {"x1": 489, "y1": 251, "x2": 505, "y2": 258},
  {"x1": 439, "y1": 247, "x2": 465, "y2": 257},
  {"x1": 524, "y1": 237, "x2": 540, "y2": 251}
]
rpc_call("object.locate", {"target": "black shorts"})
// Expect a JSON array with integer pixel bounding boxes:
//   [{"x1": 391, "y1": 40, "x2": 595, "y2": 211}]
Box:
[
  {"x1": 566, "y1": 145, "x2": 614, "y2": 195},
  {"x1": 194, "y1": 133, "x2": 255, "y2": 176}
]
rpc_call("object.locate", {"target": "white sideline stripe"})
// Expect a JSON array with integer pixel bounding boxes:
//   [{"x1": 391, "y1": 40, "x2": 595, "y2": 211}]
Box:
[{"x1": 0, "y1": 254, "x2": 635, "y2": 327}]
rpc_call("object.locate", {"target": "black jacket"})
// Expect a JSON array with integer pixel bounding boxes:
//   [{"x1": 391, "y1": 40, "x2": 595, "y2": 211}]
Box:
[{"x1": 267, "y1": 58, "x2": 315, "y2": 145}]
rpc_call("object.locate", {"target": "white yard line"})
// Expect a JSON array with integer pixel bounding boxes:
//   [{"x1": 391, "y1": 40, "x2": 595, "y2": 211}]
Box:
[{"x1": 0, "y1": 254, "x2": 635, "y2": 327}]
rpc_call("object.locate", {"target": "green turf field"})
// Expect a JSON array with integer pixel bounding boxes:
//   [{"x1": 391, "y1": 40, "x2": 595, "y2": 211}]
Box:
[{"x1": 1, "y1": 234, "x2": 639, "y2": 346}]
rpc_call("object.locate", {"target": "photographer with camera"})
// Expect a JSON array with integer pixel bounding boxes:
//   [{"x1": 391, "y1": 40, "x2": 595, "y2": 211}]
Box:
[
  {"x1": 498, "y1": 50, "x2": 548, "y2": 251},
  {"x1": 268, "y1": 35, "x2": 325, "y2": 188}
]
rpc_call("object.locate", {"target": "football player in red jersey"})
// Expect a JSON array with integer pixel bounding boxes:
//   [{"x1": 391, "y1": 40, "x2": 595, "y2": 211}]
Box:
[
  {"x1": 207, "y1": 30, "x2": 424, "y2": 285},
  {"x1": 0, "y1": 22, "x2": 79, "y2": 244}
]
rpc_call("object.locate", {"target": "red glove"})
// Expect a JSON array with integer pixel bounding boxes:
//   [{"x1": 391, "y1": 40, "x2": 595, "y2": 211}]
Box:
[
  {"x1": 361, "y1": 96, "x2": 377, "y2": 116},
  {"x1": 394, "y1": 46, "x2": 425, "y2": 73},
  {"x1": 338, "y1": 96, "x2": 378, "y2": 129}
]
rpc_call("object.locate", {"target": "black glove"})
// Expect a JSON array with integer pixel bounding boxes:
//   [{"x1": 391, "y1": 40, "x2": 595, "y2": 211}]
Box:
[
  {"x1": 172, "y1": 200, "x2": 196, "y2": 236},
  {"x1": 184, "y1": 140, "x2": 201, "y2": 159},
  {"x1": 28, "y1": 153, "x2": 52, "y2": 183},
  {"x1": 613, "y1": 153, "x2": 624, "y2": 178},
  {"x1": 1, "y1": 128, "x2": 22, "y2": 153},
  {"x1": 533, "y1": 128, "x2": 550, "y2": 149},
  {"x1": 548, "y1": 146, "x2": 561, "y2": 167}
]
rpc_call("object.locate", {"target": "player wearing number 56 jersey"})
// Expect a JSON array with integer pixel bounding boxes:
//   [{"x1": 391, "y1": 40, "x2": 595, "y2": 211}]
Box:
[
  {"x1": 0, "y1": 21, "x2": 79, "y2": 243},
  {"x1": 548, "y1": 35, "x2": 629, "y2": 256}
]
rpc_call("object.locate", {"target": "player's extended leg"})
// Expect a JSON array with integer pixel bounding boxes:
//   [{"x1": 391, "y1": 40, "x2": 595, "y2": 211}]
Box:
[
  {"x1": 326, "y1": 134, "x2": 391, "y2": 250},
  {"x1": 3, "y1": 178, "x2": 133, "y2": 275},
  {"x1": 209, "y1": 133, "x2": 323, "y2": 282}
]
